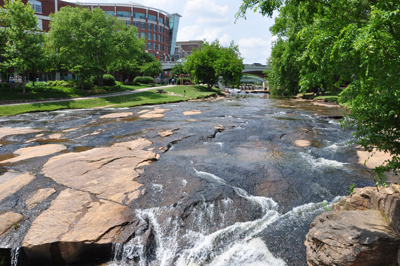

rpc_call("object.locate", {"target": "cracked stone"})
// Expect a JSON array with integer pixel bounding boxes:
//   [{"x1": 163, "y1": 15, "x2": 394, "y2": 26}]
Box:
[
  {"x1": 42, "y1": 139, "x2": 157, "y2": 204},
  {"x1": 22, "y1": 188, "x2": 132, "y2": 264},
  {"x1": 0, "y1": 171, "x2": 36, "y2": 202},
  {"x1": 0, "y1": 212, "x2": 23, "y2": 238},
  {"x1": 0, "y1": 144, "x2": 67, "y2": 164},
  {"x1": 25, "y1": 188, "x2": 57, "y2": 209}
]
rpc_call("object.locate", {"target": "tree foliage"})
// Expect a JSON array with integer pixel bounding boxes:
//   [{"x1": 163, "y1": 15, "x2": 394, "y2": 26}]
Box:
[
  {"x1": 47, "y1": 6, "x2": 144, "y2": 88},
  {"x1": 170, "y1": 64, "x2": 187, "y2": 78},
  {"x1": 0, "y1": 0, "x2": 45, "y2": 92},
  {"x1": 238, "y1": 0, "x2": 400, "y2": 182},
  {"x1": 184, "y1": 40, "x2": 244, "y2": 89}
]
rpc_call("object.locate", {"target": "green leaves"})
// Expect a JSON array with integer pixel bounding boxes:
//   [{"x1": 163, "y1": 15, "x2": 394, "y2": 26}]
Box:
[
  {"x1": 184, "y1": 40, "x2": 244, "y2": 89},
  {"x1": 238, "y1": 0, "x2": 400, "y2": 181}
]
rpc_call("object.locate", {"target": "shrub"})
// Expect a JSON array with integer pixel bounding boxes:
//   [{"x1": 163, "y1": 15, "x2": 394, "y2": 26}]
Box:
[
  {"x1": 89, "y1": 86, "x2": 107, "y2": 94},
  {"x1": 103, "y1": 74, "x2": 116, "y2": 86},
  {"x1": 123, "y1": 81, "x2": 140, "y2": 86},
  {"x1": 103, "y1": 84, "x2": 121, "y2": 91},
  {"x1": 134, "y1": 76, "x2": 154, "y2": 84}
]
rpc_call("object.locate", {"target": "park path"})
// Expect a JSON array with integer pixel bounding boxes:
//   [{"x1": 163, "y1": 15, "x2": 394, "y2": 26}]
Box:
[{"x1": 1, "y1": 85, "x2": 175, "y2": 106}]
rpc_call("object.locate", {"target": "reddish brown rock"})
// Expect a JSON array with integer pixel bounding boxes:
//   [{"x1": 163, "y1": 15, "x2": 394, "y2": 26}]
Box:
[
  {"x1": 42, "y1": 139, "x2": 157, "y2": 204},
  {"x1": 0, "y1": 171, "x2": 36, "y2": 202},
  {"x1": 1, "y1": 144, "x2": 67, "y2": 164},
  {"x1": 22, "y1": 189, "x2": 133, "y2": 264},
  {"x1": 0, "y1": 212, "x2": 23, "y2": 238},
  {"x1": 334, "y1": 184, "x2": 400, "y2": 236},
  {"x1": 305, "y1": 210, "x2": 400, "y2": 266}
]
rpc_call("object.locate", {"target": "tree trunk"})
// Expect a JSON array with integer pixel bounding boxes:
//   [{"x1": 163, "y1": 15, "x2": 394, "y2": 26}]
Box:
[
  {"x1": 22, "y1": 71, "x2": 26, "y2": 94},
  {"x1": 81, "y1": 79, "x2": 84, "y2": 91},
  {"x1": 32, "y1": 68, "x2": 35, "y2": 87}
]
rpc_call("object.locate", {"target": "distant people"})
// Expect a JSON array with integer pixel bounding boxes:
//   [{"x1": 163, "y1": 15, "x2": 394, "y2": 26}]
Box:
[
  {"x1": 125, "y1": 78, "x2": 128, "y2": 83},
  {"x1": 171, "y1": 78, "x2": 175, "y2": 85},
  {"x1": 321, "y1": 88, "x2": 325, "y2": 95},
  {"x1": 9, "y1": 77, "x2": 15, "y2": 83},
  {"x1": 18, "y1": 76, "x2": 22, "y2": 83}
]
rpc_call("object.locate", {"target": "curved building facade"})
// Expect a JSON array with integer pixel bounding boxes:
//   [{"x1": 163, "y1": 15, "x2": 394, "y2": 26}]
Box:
[{"x1": 0, "y1": 0, "x2": 181, "y2": 60}]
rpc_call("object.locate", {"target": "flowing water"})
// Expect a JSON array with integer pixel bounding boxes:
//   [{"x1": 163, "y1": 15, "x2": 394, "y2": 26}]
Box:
[{"x1": 0, "y1": 92, "x2": 375, "y2": 265}]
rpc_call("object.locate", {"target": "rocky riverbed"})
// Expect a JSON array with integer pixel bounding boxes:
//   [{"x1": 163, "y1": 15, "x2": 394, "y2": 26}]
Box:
[{"x1": 0, "y1": 94, "x2": 385, "y2": 265}]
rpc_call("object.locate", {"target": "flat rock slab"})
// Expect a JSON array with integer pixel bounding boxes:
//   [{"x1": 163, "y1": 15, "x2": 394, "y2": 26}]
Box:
[
  {"x1": 183, "y1": 110, "x2": 202, "y2": 116},
  {"x1": 42, "y1": 139, "x2": 158, "y2": 204},
  {"x1": 294, "y1": 140, "x2": 311, "y2": 147},
  {"x1": 0, "y1": 212, "x2": 23, "y2": 238},
  {"x1": 22, "y1": 188, "x2": 132, "y2": 264},
  {"x1": 112, "y1": 138, "x2": 152, "y2": 150},
  {"x1": 0, "y1": 171, "x2": 36, "y2": 202},
  {"x1": 1, "y1": 144, "x2": 67, "y2": 164},
  {"x1": 99, "y1": 112, "x2": 133, "y2": 119},
  {"x1": 139, "y1": 108, "x2": 169, "y2": 119},
  {"x1": 0, "y1": 128, "x2": 40, "y2": 139},
  {"x1": 158, "y1": 130, "x2": 173, "y2": 137},
  {"x1": 26, "y1": 188, "x2": 57, "y2": 209},
  {"x1": 305, "y1": 210, "x2": 400, "y2": 266}
]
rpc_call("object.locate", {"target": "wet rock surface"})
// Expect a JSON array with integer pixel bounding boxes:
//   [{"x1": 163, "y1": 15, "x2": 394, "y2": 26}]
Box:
[
  {"x1": 305, "y1": 210, "x2": 400, "y2": 266},
  {"x1": 306, "y1": 184, "x2": 400, "y2": 266},
  {"x1": 0, "y1": 94, "x2": 378, "y2": 265}
]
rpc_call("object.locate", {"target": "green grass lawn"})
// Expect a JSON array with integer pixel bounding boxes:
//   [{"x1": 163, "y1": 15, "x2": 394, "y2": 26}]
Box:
[
  {"x1": 0, "y1": 85, "x2": 221, "y2": 116},
  {"x1": 0, "y1": 83, "x2": 152, "y2": 101},
  {"x1": 301, "y1": 89, "x2": 342, "y2": 103}
]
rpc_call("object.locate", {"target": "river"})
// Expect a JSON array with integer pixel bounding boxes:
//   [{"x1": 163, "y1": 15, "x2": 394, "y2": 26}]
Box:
[{"x1": 0, "y1": 92, "x2": 375, "y2": 266}]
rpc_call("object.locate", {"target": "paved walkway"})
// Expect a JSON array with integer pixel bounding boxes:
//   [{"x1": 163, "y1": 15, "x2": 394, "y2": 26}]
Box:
[{"x1": 1, "y1": 85, "x2": 175, "y2": 106}]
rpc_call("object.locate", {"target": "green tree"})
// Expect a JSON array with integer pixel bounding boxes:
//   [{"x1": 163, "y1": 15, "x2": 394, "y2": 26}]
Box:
[
  {"x1": 237, "y1": 0, "x2": 400, "y2": 183},
  {"x1": 0, "y1": 0, "x2": 45, "y2": 93},
  {"x1": 184, "y1": 40, "x2": 244, "y2": 89},
  {"x1": 140, "y1": 60, "x2": 162, "y2": 77},
  {"x1": 108, "y1": 20, "x2": 145, "y2": 79},
  {"x1": 170, "y1": 64, "x2": 187, "y2": 78},
  {"x1": 47, "y1": 6, "x2": 117, "y2": 89}
]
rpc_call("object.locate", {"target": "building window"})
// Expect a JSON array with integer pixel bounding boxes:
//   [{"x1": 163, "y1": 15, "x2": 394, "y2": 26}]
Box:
[
  {"x1": 133, "y1": 21, "x2": 139, "y2": 28},
  {"x1": 126, "y1": 21, "x2": 131, "y2": 26},
  {"x1": 158, "y1": 17, "x2": 164, "y2": 24},
  {"x1": 37, "y1": 19, "x2": 43, "y2": 30},
  {"x1": 148, "y1": 23, "x2": 152, "y2": 30},
  {"x1": 158, "y1": 44, "x2": 161, "y2": 51},
  {"x1": 153, "y1": 24, "x2": 157, "y2": 31},
  {"x1": 140, "y1": 22, "x2": 145, "y2": 29},
  {"x1": 117, "y1": 11, "x2": 130, "y2": 18},
  {"x1": 153, "y1": 43, "x2": 156, "y2": 50},
  {"x1": 148, "y1": 33, "x2": 152, "y2": 40},
  {"x1": 153, "y1": 34, "x2": 156, "y2": 41},
  {"x1": 148, "y1": 14, "x2": 157, "y2": 22},
  {"x1": 140, "y1": 32, "x2": 145, "y2": 38},
  {"x1": 133, "y1": 12, "x2": 145, "y2": 19},
  {"x1": 148, "y1": 42, "x2": 152, "y2": 50},
  {"x1": 29, "y1": 0, "x2": 42, "y2": 13},
  {"x1": 104, "y1": 11, "x2": 114, "y2": 17},
  {"x1": 159, "y1": 25, "x2": 162, "y2": 32}
]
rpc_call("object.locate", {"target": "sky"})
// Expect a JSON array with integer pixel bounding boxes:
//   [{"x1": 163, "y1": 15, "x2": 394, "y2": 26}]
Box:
[{"x1": 66, "y1": 0, "x2": 277, "y2": 64}]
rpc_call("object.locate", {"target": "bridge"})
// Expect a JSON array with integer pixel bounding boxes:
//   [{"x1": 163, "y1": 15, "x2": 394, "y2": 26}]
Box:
[{"x1": 160, "y1": 61, "x2": 267, "y2": 78}]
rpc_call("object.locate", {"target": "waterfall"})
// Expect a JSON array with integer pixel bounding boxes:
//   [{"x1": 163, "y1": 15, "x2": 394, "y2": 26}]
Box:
[{"x1": 11, "y1": 247, "x2": 20, "y2": 266}]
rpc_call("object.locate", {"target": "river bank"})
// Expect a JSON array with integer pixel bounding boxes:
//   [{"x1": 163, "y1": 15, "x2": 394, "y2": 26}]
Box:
[
  {"x1": 0, "y1": 94, "x2": 391, "y2": 265},
  {"x1": 0, "y1": 86, "x2": 221, "y2": 116}
]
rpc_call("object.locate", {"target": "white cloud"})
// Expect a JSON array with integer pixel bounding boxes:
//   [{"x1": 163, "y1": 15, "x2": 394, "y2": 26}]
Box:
[
  {"x1": 183, "y1": 0, "x2": 229, "y2": 18},
  {"x1": 238, "y1": 37, "x2": 270, "y2": 49},
  {"x1": 65, "y1": 0, "x2": 278, "y2": 64}
]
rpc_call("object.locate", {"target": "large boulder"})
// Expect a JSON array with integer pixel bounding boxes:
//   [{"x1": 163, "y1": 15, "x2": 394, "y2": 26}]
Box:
[
  {"x1": 22, "y1": 188, "x2": 135, "y2": 265},
  {"x1": 334, "y1": 184, "x2": 400, "y2": 235},
  {"x1": 305, "y1": 210, "x2": 400, "y2": 266}
]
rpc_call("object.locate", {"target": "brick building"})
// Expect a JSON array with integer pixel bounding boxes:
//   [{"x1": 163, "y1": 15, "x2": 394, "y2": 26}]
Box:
[{"x1": 0, "y1": 0, "x2": 181, "y2": 60}]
